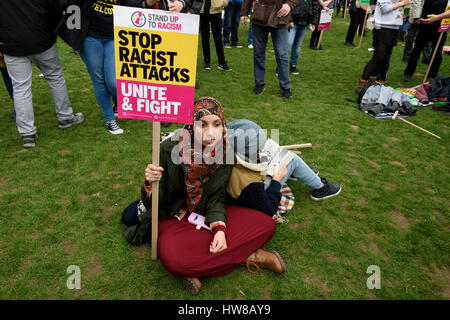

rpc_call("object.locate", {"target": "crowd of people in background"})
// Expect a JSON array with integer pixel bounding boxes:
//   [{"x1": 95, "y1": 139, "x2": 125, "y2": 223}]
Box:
[{"x1": 1, "y1": 0, "x2": 448, "y2": 147}]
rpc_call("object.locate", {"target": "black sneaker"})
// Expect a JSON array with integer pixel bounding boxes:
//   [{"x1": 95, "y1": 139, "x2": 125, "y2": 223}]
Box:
[
  {"x1": 224, "y1": 43, "x2": 231, "y2": 49},
  {"x1": 290, "y1": 65, "x2": 299, "y2": 75},
  {"x1": 311, "y1": 178, "x2": 342, "y2": 201},
  {"x1": 106, "y1": 120, "x2": 123, "y2": 135},
  {"x1": 345, "y1": 42, "x2": 356, "y2": 47},
  {"x1": 233, "y1": 43, "x2": 243, "y2": 48},
  {"x1": 22, "y1": 134, "x2": 38, "y2": 149},
  {"x1": 204, "y1": 62, "x2": 211, "y2": 70},
  {"x1": 282, "y1": 88, "x2": 293, "y2": 99},
  {"x1": 58, "y1": 112, "x2": 84, "y2": 129},
  {"x1": 403, "y1": 73, "x2": 412, "y2": 82},
  {"x1": 218, "y1": 63, "x2": 232, "y2": 71},
  {"x1": 253, "y1": 84, "x2": 265, "y2": 95}
]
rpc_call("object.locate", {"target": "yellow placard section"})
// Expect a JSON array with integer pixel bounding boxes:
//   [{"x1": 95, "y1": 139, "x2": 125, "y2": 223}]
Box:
[
  {"x1": 442, "y1": 6, "x2": 450, "y2": 25},
  {"x1": 114, "y1": 26, "x2": 198, "y2": 87}
]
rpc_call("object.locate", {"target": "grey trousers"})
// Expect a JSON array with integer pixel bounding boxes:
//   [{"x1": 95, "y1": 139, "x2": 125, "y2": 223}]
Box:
[{"x1": 4, "y1": 42, "x2": 73, "y2": 136}]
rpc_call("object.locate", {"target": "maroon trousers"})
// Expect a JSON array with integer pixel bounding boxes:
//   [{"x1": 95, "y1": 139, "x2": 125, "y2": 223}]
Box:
[{"x1": 157, "y1": 204, "x2": 276, "y2": 278}]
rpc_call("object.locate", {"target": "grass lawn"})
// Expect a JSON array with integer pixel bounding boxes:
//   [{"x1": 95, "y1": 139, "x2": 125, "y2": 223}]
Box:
[{"x1": 0, "y1": 15, "x2": 449, "y2": 300}]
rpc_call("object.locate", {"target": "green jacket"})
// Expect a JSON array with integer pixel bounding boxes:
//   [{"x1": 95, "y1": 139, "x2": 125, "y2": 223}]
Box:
[{"x1": 140, "y1": 137, "x2": 233, "y2": 225}]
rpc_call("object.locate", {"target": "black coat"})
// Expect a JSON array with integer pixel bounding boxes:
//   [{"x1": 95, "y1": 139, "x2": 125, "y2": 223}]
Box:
[
  {"x1": 0, "y1": 0, "x2": 66, "y2": 56},
  {"x1": 290, "y1": 0, "x2": 321, "y2": 26}
]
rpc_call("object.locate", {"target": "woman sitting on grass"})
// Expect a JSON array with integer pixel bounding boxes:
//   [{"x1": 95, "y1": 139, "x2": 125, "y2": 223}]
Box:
[{"x1": 124, "y1": 97, "x2": 286, "y2": 295}]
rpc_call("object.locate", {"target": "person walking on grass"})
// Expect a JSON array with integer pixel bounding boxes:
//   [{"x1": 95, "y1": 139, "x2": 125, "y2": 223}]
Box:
[
  {"x1": 0, "y1": 0, "x2": 84, "y2": 149},
  {"x1": 356, "y1": 0, "x2": 413, "y2": 94},
  {"x1": 199, "y1": 0, "x2": 233, "y2": 71},
  {"x1": 122, "y1": 97, "x2": 285, "y2": 295},
  {"x1": 224, "y1": 0, "x2": 244, "y2": 48},
  {"x1": 240, "y1": 0, "x2": 299, "y2": 99},
  {"x1": 287, "y1": 0, "x2": 320, "y2": 75}
]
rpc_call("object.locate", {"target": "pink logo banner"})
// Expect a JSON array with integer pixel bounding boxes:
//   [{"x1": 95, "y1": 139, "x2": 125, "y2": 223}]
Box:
[{"x1": 117, "y1": 79, "x2": 194, "y2": 124}]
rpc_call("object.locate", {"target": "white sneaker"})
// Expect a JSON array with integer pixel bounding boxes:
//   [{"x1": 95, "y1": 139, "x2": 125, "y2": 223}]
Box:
[
  {"x1": 248, "y1": 44, "x2": 253, "y2": 49},
  {"x1": 106, "y1": 120, "x2": 123, "y2": 135}
]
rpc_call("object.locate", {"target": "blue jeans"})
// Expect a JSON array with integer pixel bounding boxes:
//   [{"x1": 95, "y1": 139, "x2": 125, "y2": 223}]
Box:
[
  {"x1": 264, "y1": 155, "x2": 323, "y2": 189},
  {"x1": 223, "y1": 2, "x2": 242, "y2": 45},
  {"x1": 287, "y1": 24, "x2": 308, "y2": 67},
  {"x1": 252, "y1": 24, "x2": 290, "y2": 89},
  {"x1": 1, "y1": 66, "x2": 13, "y2": 100},
  {"x1": 247, "y1": 23, "x2": 253, "y2": 46},
  {"x1": 78, "y1": 36, "x2": 116, "y2": 122}
]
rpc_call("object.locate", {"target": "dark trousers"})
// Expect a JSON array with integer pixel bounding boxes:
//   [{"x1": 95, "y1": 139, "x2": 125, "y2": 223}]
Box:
[
  {"x1": 345, "y1": 9, "x2": 366, "y2": 44},
  {"x1": 402, "y1": 23, "x2": 432, "y2": 62},
  {"x1": 362, "y1": 28, "x2": 397, "y2": 80},
  {"x1": 223, "y1": 2, "x2": 242, "y2": 45},
  {"x1": 1, "y1": 66, "x2": 13, "y2": 100},
  {"x1": 200, "y1": 13, "x2": 226, "y2": 65},
  {"x1": 310, "y1": 27, "x2": 321, "y2": 48},
  {"x1": 404, "y1": 23, "x2": 446, "y2": 78}
]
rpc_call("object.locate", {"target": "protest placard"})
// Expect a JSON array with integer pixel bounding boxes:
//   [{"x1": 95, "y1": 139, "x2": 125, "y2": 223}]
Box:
[{"x1": 114, "y1": 5, "x2": 199, "y2": 124}]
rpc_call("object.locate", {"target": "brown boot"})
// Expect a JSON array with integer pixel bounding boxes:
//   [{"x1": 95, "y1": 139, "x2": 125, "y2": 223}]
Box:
[
  {"x1": 182, "y1": 277, "x2": 201, "y2": 295},
  {"x1": 355, "y1": 78, "x2": 369, "y2": 94},
  {"x1": 245, "y1": 248, "x2": 286, "y2": 274},
  {"x1": 368, "y1": 76, "x2": 377, "y2": 87}
]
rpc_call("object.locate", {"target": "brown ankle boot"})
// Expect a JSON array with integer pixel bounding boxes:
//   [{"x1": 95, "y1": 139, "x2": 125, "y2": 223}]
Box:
[
  {"x1": 368, "y1": 76, "x2": 377, "y2": 87},
  {"x1": 182, "y1": 277, "x2": 201, "y2": 295},
  {"x1": 245, "y1": 248, "x2": 286, "y2": 274},
  {"x1": 355, "y1": 78, "x2": 369, "y2": 94}
]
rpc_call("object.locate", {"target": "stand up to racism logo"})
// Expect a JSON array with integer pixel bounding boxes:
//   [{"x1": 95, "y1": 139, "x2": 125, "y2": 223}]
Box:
[{"x1": 131, "y1": 11, "x2": 146, "y2": 27}]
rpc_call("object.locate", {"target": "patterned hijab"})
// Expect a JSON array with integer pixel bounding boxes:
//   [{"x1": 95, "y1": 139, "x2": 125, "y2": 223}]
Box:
[{"x1": 179, "y1": 97, "x2": 230, "y2": 213}]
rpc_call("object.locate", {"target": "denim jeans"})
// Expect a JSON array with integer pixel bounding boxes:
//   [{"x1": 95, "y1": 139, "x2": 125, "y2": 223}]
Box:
[
  {"x1": 264, "y1": 155, "x2": 323, "y2": 190},
  {"x1": 252, "y1": 24, "x2": 290, "y2": 89},
  {"x1": 78, "y1": 36, "x2": 116, "y2": 122},
  {"x1": 223, "y1": 2, "x2": 242, "y2": 45},
  {"x1": 247, "y1": 23, "x2": 253, "y2": 46},
  {"x1": 287, "y1": 24, "x2": 308, "y2": 67},
  {"x1": 4, "y1": 42, "x2": 74, "y2": 136}
]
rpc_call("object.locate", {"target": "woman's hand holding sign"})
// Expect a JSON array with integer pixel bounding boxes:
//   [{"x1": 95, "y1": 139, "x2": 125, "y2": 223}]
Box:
[{"x1": 145, "y1": 164, "x2": 164, "y2": 183}]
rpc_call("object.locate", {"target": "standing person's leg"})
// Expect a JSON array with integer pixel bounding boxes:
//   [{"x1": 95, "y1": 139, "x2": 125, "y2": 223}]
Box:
[
  {"x1": 427, "y1": 30, "x2": 446, "y2": 78},
  {"x1": 403, "y1": 22, "x2": 418, "y2": 62},
  {"x1": 231, "y1": 2, "x2": 242, "y2": 46},
  {"x1": 4, "y1": 54, "x2": 36, "y2": 137},
  {"x1": 346, "y1": 10, "x2": 359, "y2": 44},
  {"x1": 247, "y1": 20, "x2": 253, "y2": 47},
  {"x1": 289, "y1": 24, "x2": 308, "y2": 69},
  {"x1": 78, "y1": 37, "x2": 116, "y2": 122},
  {"x1": 362, "y1": 30, "x2": 390, "y2": 80},
  {"x1": 1, "y1": 66, "x2": 14, "y2": 100},
  {"x1": 271, "y1": 28, "x2": 290, "y2": 92},
  {"x1": 210, "y1": 13, "x2": 228, "y2": 68},
  {"x1": 310, "y1": 27, "x2": 320, "y2": 48},
  {"x1": 404, "y1": 25, "x2": 429, "y2": 80},
  {"x1": 199, "y1": 14, "x2": 212, "y2": 66},
  {"x1": 103, "y1": 39, "x2": 117, "y2": 107},
  {"x1": 30, "y1": 42, "x2": 74, "y2": 122},
  {"x1": 252, "y1": 24, "x2": 269, "y2": 89},
  {"x1": 223, "y1": 3, "x2": 233, "y2": 46},
  {"x1": 378, "y1": 45, "x2": 394, "y2": 82}
]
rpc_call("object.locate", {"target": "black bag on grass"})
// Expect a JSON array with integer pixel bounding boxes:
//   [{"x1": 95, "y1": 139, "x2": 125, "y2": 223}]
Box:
[{"x1": 121, "y1": 200, "x2": 151, "y2": 246}]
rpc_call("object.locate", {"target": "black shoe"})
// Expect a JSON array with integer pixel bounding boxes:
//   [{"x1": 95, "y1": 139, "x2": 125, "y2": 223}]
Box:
[
  {"x1": 232, "y1": 43, "x2": 243, "y2": 48},
  {"x1": 218, "y1": 63, "x2": 232, "y2": 71},
  {"x1": 311, "y1": 178, "x2": 342, "y2": 201},
  {"x1": 345, "y1": 42, "x2": 356, "y2": 47},
  {"x1": 58, "y1": 112, "x2": 84, "y2": 129},
  {"x1": 204, "y1": 62, "x2": 211, "y2": 70},
  {"x1": 281, "y1": 88, "x2": 292, "y2": 99},
  {"x1": 253, "y1": 84, "x2": 265, "y2": 95},
  {"x1": 161, "y1": 122, "x2": 171, "y2": 127},
  {"x1": 432, "y1": 105, "x2": 450, "y2": 115},
  {"x1": 22, "y1": 134, "x2": 38, "y2": 149},
  {"x1": 290, "y1": 65, "x2": 299, "y2": 75},
  {"x1": 403, "y1": 73, "x2": 412, "y2": 82}
]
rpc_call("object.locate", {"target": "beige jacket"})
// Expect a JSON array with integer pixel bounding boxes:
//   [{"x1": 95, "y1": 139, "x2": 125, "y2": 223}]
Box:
[{"x1": 200, "y1": 0, "x2": 229, "y2": 14}]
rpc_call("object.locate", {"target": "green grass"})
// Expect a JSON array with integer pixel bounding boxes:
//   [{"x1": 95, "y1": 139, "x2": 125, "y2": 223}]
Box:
[{"x1": 0, "y1": 16, "x2": 449, "y2": 300}]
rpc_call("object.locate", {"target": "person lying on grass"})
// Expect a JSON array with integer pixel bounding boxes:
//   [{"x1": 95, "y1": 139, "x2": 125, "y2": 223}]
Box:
[
  {"x1": 225, "y1": 119, "x2": 342, "y2": 219},
  {"x1": 123, "y1": 97, "x2": 286, "y2": 295}
]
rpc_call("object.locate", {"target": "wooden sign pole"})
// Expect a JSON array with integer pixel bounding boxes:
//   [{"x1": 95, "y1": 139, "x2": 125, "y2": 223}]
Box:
[
  {"x1": 392, "y1": 110, "x2": 441, "y2": 139},
  {"x1": 151, "y1": 121, "x2": 160, "y2": 260},
  {"x1": 344, "y1": 0, "x2": 348, "y2": 19},
  {"x1": 358, "y1": 10, "x2": 369, "y2": 48},
  {"x1": 423, "y1": 32, "x2": 444, "y2": 83},
  {"x1": 317, "y1": 30, "x2": 324, "y2": 49}
]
